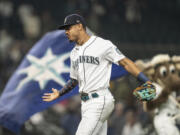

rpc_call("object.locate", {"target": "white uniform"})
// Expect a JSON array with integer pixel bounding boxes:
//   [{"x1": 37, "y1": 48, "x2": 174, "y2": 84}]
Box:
[
  {"x1": 70, "y1": 35, "x2": 125, "y2": 135},
  {"x1": 153, "y1": 83, "x2": 180, "y2": 135}
]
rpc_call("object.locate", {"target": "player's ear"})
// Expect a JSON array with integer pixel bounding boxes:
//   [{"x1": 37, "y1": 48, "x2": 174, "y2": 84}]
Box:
[{"x1": 78, "y1": 23, "x2": 84, "y2": 31}]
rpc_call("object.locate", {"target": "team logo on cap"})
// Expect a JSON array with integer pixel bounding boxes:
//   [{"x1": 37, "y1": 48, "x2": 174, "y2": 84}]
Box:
[{"x1": 76, "y1": 20, "x2": 80, "y2": 23}]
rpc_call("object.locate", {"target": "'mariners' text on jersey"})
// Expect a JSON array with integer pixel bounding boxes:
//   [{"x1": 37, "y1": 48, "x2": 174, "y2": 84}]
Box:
[{"x1": 72, "y1": 55, "x2": 100, "y2": 69}]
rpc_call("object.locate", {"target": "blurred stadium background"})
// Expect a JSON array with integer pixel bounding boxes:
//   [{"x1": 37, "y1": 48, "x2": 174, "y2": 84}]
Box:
[{"x1": 0, "y1": 0, "x2": 180, "y2": 135}]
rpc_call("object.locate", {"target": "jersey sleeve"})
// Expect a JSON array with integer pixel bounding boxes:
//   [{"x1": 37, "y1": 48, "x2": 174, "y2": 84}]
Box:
[
  {"x1": 70, "y1": 57, "x2": 77, "y2": 80},
  {"x1": 104, "y1": 41, "x2": 125, "y2": 64}
]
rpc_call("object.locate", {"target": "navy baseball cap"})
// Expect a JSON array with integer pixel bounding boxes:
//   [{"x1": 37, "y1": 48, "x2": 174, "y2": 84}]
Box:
[{"x1": 58, "y1": 14, "x2": 86, "y2": 30}]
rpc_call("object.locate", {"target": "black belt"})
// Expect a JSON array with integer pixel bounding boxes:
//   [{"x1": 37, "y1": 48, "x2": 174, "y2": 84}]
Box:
[{"x1": 80, "y1": 92, "x2": 99, "y2": 102}]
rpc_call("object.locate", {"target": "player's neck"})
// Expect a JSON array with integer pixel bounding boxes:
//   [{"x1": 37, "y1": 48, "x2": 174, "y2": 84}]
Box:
[{"x1": 76, "y1": 32, "x2": 90, "y2": 46}]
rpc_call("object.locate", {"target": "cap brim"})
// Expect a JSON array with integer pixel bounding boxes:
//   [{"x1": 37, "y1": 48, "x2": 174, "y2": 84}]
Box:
[{"x1": 58, "y1": 24, "x2": 72, "y2": 30}]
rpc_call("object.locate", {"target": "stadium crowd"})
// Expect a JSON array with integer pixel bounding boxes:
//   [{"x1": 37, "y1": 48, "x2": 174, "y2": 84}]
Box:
[{"x1": 0, "y1": 0, "x2": 180, "y2": 135}]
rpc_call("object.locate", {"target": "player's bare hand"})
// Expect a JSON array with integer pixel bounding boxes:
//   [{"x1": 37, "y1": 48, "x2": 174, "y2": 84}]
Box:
[{"x1": 42, "y1": 88, "x2": 60, "y2": 102}]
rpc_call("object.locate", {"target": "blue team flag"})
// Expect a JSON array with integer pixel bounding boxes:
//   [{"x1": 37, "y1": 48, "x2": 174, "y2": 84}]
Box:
[{"x1": 0, "y1": 30, "x2": 128, "y2": 134}]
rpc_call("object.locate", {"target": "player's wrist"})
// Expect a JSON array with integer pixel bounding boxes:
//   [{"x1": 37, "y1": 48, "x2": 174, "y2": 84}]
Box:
[
  {"x1": 58, "y1": 90, "x2": 62, "y2": 98},
  {"x1": 137, "y1": 72, "x2": 150, "y2": 83}
]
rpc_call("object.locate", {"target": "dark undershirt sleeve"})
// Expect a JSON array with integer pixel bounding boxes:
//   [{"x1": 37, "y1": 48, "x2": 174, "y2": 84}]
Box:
[{"x1": 59, "y1": 78, "x2": 78, "y2": 96}]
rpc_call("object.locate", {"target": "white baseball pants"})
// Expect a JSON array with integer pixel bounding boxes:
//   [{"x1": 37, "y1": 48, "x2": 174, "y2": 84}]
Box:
[{"x1": 76, "y1": 89, "x2": 115, "y2": 135}]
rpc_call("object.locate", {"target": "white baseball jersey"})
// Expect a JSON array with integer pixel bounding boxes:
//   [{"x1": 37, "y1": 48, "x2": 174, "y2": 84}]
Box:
[{"x1": 70, "y1": 35, "x2": 125, "y2": 93}]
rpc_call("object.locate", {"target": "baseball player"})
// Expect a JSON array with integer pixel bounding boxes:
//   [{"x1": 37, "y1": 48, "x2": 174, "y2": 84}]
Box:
[{"x1": 42, "y1": 14, "x2": 155, "y2": 135}]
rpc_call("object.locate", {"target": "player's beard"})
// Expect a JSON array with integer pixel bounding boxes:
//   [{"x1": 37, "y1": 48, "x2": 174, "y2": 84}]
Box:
[
  {"x1": 69, "y1": 35, "x2": 78, "y2": 43},
  {"x1": 67, "y1": 35, "x2": 73, "y2": 42},
  {"x1": 69, "y1": 39, "x2": 73, "y2": 42},
  {"x1": 68, "y1": 37, "x2": 74, "y2": 42}
]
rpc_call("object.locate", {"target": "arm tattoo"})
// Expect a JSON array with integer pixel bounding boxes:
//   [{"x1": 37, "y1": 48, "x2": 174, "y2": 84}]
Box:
[{"x1": 59, "y1": 78, "x2": 78, "y2": 96}]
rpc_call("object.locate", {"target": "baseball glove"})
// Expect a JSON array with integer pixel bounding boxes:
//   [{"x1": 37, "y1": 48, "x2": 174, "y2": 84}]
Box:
[{"x1": 133, "y1": 81, "x2": 156, "y2": 101}]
